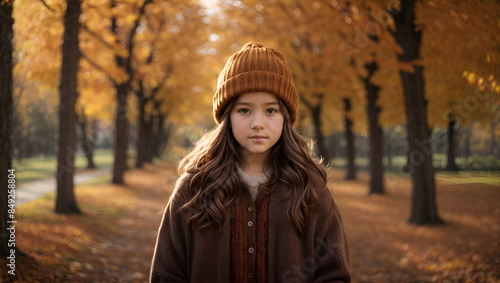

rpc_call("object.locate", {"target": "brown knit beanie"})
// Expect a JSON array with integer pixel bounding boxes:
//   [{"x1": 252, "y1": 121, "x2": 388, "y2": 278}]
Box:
[{"x1": 213, "y1": 42, "x2": 299, "y2": 125}]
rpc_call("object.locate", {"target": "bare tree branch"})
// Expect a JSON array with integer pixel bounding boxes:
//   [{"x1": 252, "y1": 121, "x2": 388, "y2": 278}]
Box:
[
  {"x1": 79, "y1": 50, "x2": 116, "y2": 85},
  {"x1": 125, "y1": 0, "x2": 153, "y2": 83},
  {"x1": 144, "y1": 16, "x2": 166, "y2": 65},
  {"x1": 80, "y1": 23, "x2": 116, "y2": 51},
  {"x1": 39, "y1": 0, "x2": 56, "y2": 12},
  {"x1": 299, "y1": 94, "x2": 313, "y2": 110}
]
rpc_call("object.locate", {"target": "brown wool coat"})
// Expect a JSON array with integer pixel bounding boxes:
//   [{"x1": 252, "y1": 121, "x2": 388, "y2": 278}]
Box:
[{"x1": 150, "y1": 173, "x2": 351, "y2": 283}]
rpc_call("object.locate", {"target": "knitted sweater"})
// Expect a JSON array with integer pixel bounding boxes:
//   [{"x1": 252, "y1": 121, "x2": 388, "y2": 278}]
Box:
[
  {"x1": 231, "y1": 168, "x2": 271, "y2": 282},
  {"x1": 236, "y1": 166, "x2": 270, "y2": 201},
  {"x1": 150, "y1": 170, "x2": 351, "y2": 283}
]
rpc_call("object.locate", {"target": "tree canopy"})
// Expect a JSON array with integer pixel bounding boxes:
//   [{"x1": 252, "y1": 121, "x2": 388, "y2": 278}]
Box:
[{"x1": 12, "y1": 0, "x2": 499, "y2": 137}]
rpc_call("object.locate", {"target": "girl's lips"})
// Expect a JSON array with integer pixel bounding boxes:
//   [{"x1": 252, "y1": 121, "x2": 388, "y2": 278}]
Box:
[{"x1": 249, "y1": 135, "x2": 267, "y2": 141}]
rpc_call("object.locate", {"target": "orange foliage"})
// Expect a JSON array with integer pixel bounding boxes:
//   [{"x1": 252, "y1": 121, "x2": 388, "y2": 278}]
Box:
[{"x1": 11, "y1": 0, "x2": 500, "y2": 139}]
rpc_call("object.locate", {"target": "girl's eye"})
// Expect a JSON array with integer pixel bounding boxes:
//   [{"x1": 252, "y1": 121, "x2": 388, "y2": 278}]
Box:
[
  {"x1": 266, "y1": 108, "x2": 278, "y2": 114},
  {"x1": 238, "y1": 108, "x2": 250, "y2": 114}
]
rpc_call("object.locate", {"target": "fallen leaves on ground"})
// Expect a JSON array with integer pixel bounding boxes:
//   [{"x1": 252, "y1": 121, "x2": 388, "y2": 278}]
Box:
[
  {"x1": 330, "y1": 170, "x2": 500, "y2": 282},
  {"x1": 1, "y1": 161, "x2": 498, "y2": 282}
]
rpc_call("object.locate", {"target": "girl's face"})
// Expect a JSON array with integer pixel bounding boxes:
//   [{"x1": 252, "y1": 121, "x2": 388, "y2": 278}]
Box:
[{"x1": 230, "y1": 92, "x2": 284, "y2": 160}]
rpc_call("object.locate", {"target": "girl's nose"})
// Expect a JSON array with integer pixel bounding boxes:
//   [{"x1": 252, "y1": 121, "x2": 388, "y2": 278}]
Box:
[{"x1": 251, "y1": 113, "x2": 264, "y2": 129}]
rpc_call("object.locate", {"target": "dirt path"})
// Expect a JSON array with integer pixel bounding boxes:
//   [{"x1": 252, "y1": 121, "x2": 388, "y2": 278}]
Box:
[
  {"x1": 5, "y1": 161, "x2": 499, "y2": 282},
  {"x1": 73, "y1": 162, "x2": 179, "y2": 282},
  {"x1": 16, "y1": 167, "x2": 110, "y2": 205}
]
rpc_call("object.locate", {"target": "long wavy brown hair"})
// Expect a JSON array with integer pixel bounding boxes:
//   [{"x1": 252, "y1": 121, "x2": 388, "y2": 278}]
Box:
[{"x1": 179, "y1": 98, "x2": 327, "y2": 234}]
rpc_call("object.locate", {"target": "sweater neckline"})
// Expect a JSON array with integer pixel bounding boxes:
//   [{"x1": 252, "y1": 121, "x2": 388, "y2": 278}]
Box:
[{"x1": 236, "y1": 165, "x2": 270, "y2": 188}]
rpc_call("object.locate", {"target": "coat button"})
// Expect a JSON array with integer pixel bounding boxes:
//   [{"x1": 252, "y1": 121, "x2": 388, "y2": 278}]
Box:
[
  {"x1": 248, "y1": 206, "x2": 254, "y2": 212},
  {"x1": 248, "y1": 272, "x2": 254, "y2": 278},
  {"x1": 247, "y1": 221, "x2": 253, "y2": 227},
  {"x1": 248, "y1": 247, "x2": 255, "y2": 253}
]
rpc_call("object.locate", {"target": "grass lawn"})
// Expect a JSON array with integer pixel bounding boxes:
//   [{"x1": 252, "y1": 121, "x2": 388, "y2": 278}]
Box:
[
  {"x1": 12, "y1": 149, "x2": 114, "y2": 185},
  {"x1": 330, "y1": 154, "x2": 500, "y2": 187}
]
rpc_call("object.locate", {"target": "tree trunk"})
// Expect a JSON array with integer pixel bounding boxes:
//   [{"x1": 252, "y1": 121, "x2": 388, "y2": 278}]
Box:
[
  {"x1": 144, "y1": 115, "x2": 155, "y2": 163},
  {"x1": 77, "y1": 108, "x2": 96, "y2": 169},
  {"x1": 0, "y1": 0, "x2": 14, "y2": 258},
  {"x1": 344, "y1": 98, "x2": 356, "y2": 180},
  {"x1": 154, "y1": 113, "x2": 175, "y2": 158},
  {"x1": 392, "y1": 0, "x2": 442, "y2": 225},
  {"x1": 55, "y1": 0, "x2": 81, "y2": 214},
  {"x1": 110, "y1": 0, "x2": 151, "y2": 183},
  {"x1": 135, "y1": 102, "x2": 147, "y2": 168},
  {"x1": 311, "y1": 103, "x2": 328, "y2": 160},
  {"x1": 464, "y1": 123, "x2": 472, "y2": 161},
  {"x1": 445, "y1": 114, "x2": 459, "y2": 171},
  {"x1": 135, "y1": 82, "x2": 148, "y2": 168},
  {"x1": 153, "y1": 112, "x2": 165, "y2": 158},
  {"x1": 145, "y1": 104, "x2": 163, "y2": 161},
  {"x1": 11, "y1": 97, "x2": 21, "y2": 162},
  {"x1": 300, "y1": 94, "x2": 328, "y2": 159},
  {"x1": 364, "y1": 62, "x2": 384, "y2": 194},
  {"x1": 112, "y1": 83, "x2": 128, "y2": 184},
  {"x1": 385, "y1": 128, "x2": 393, "y2": 169},
  {"x1": 326, "y1": 133, "x2": 337, "y2": 162},
  {"x1": 23, "y1": 130, "x2": 30, "y2": 158},
  {"x1": 491, "y1": 120, "x2": 497, "y2": 157},
  {"x1": 161, "y1": 122, "x2": 175, "y2": 157}
]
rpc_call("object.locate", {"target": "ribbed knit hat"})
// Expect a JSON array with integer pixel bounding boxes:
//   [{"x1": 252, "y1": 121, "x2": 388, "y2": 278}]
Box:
[{"x1": 213, "y1": 42, "x2": 298, "y2": 125}]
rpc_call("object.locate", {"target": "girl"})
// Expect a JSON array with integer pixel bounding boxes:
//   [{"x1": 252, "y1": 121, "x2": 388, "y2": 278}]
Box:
[{"x1": 150, "y1": 42, "x2": 350, "y2": 282}]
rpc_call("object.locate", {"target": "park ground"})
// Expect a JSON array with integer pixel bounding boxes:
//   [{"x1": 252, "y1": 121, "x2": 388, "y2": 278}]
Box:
[{"x1": 1, "y1": 160, "x2": 499, "y2": 282}]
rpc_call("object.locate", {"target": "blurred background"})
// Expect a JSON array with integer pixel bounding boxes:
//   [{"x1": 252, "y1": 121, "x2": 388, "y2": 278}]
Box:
[
  {"x1": 8, "y1": 0, "x2": 499, "y2": 174},
  {"x1": 1, "y1": 0, "x2": 499, "y2": 281}
]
